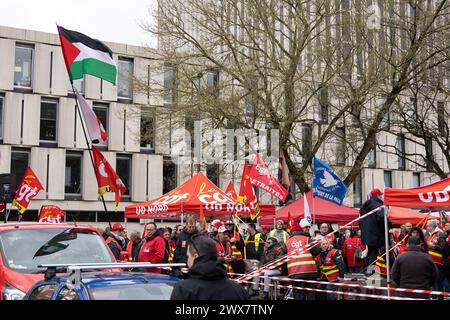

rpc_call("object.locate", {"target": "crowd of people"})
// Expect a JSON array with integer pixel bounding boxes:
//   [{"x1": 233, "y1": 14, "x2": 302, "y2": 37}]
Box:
[{"x1": 97, "y1": 188, "x2": 450, "y2": 300}]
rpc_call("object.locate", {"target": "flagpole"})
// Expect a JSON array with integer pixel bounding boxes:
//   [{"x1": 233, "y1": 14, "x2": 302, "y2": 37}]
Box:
[
  {"x1": 312, "y1": 157, "x2": 316, "y2": 225},
  {"x1": 70, "y1": 81, "x2": 112, "y2": 229}
]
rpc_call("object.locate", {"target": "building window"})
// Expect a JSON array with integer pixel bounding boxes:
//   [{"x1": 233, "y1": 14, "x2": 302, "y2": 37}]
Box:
[
  {"x1": 40, "y1": 99, "x2": 58, "y2": 143},
  {"x1": 406, "y1": 97, "x2": 418, "y2": 129},
  {"x1": 163, "y1": 157, "x2": 177, "y2": 194},
  {"x1": 68, "y1": 76, "x2": 84, "y2": 94},
  {"x1": 381, "y1": 110, "x2": 390, "y2": 130},
  {"x1": 353, "y1": 173, "x2": 362, "y2": 207},
  {"x1": 92, "y1": 104, "x2": 108, "y2": 147},
  {"x1": 206, "y1": 70, "x2": 219, "y2": 97},
  {"x1": 118, "y1": 58, "x2": 134, "y2": 99},
  {"x1": 65, "y1": 153, "x2": 82, "y2": 196},
  {"x1": 302, "y1": 124, "x2": 312, "y2": 158},
  {"x1": 14, "y1": 44, "x2": 33, "y2": 88},
  {"x1": 412, "y1": 173, "x2": 420, "y2": 188},
  {"x1": 11, "y1": 148, "x2": 30, "y2": 190},
  {"x1": 116, "y1": 155, "x2": 131, "y2": 197},
  {"x1": 0, "y1": 95, "x2": 3, "y2": 140},
  {"x1": 368, "y1": 147, "x2": 376, "y2": 168},
  {"x1": 164, "y1": 66, "x2": 175, "y2": 106},
  {"x1": 425, "y1": 136, "x2": 434, "y2": 171},
  {"x1": 318, "y1": 87, "x2": 328, "y2": 124},
  {"x1": 336, "y1": 127, "x2": 346, "y2": 166},
  {"x1": 397, "y1": 134, "x2": 406, "y2": 170},
  {"x1": 140, "y1": 111, "x2": 155, "y2": 150},
  {"x1": 206, "y1": 164, "x2": 220, "y2": 186},
  {"x1": 437, "y1": 101, "x2": 447, "y2": 136},
  {"x1": 384, "y1": 170, "x2": 392, "y2": 188}
]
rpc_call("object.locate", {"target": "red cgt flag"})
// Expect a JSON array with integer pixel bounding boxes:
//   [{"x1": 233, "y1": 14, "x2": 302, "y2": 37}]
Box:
[
  {"x1": 12, "y1": 167, "x2": 44, "y2": 214},
  {"x1": 91, "y1": 146, "x2": 126, "y2": 207},
  {"x1": 38, "y1": 205, "x2": 65, "y2": 223},
  {"x1": 286, "y1": 211, "x2": 294, "y2": 233},
  {"x1": 249, "y1": 153, "x2": 288, "y2": 202},
  {"x1": 225, "y1": 181, "x2": 237, "y2": 200},
  {"x1": 237, "y1": 160, "x2": 260, "y2": 220}
]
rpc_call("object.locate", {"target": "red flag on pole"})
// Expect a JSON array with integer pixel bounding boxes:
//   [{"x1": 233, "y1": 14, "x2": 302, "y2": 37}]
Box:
[
  {"x1": 38, "y1": 205, "x2": 65, "y2": 223},
  {"x1": 249, "y1": 153, "x2": 288, "y2": 202},
  {"x1": 237, "y1": 161, "x2": 260, "y2": 220},
  {"x1": 91, "y1": 146, "x2": 126, "y2": 207},
  {"x1": 12, "y1": 167, "x2": 44, "y2": 214},
  {"x1": 286, "y1": 211, "x2": 294, "y2": 233},
  {"x1": 225, "y1": 181, "x2": 237, "y2": 200}
]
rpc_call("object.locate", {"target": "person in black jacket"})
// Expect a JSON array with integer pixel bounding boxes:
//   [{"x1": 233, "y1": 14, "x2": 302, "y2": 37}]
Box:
[
  {"x1": 359, "y1": 188, "x2": 391, "y2": 269},
  {"x1": 170, "y1": 235, "x2": 250, "y2": 300},
  {"x1": 173, "y1": 218, "x2": 198, "y2": 265}
]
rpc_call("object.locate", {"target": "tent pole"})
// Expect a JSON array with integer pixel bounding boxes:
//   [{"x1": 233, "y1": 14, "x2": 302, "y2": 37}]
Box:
[
  {"x1": 181, "y1": 212, "x2": 184, "y2": 225},
  {"x1": 384, "y1": 206, "x2": 391, "y2": 300}
]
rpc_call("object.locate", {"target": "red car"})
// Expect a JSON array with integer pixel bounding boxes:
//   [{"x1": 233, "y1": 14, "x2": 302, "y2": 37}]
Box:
[{"x1": 0, "y1": 223, "x2": 116, "y2": 300}]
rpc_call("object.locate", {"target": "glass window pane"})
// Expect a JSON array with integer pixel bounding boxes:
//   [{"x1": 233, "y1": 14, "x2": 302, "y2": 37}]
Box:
[
  {"x1": 140, "y1": 112, "x2": 154, "y2": 149},
  {"x1": 116, "y1": 156, "x2": 131, "y2": 196},
  {"x1": 14, "y1": 45, "x2": 33, "y2": 88},
  {"x1": 353, "y1": 174, "x2": 362, "y2": 207},
  {"x1": 164, "y1": 67, "x2": 173, "y2": 105},
  {"x1": 384, "y1": 171, "x2": 392, "y2": 188},
  {"x1": 40, "y1": 101, "x2": 58, "y2": 142},
  {"x1": 0, "y1": 96, "x2": 3, "y2": 139},
  {"x1": 92, "y1": 104, "x2": 108, "y2": 147},
  {"x1": 163, "y1": 158, "x2": 177, "y2": 194},
  {"x1": 65, "y1": 154, "x2": 82, "y2": 194},
  {"x1": 206, "y1": 164, "x2": 219, "y2": 186},
  {"x1": 413, "y1": 173, "x2": 420, "y2": 188},
  {"x1": 118, "y1": 58, "x2": 133, "y2": 98},
  {"x1": 11, "y1": 149, "x2": 30, "y2": 189}
]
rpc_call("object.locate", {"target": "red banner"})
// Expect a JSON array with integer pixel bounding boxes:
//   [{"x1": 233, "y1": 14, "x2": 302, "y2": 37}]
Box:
[
  {"x1": 249, "y1": 153, "x2": 288, "y2": 202},
  {"x1": 92, "y1": 146, "x2": 126, "y2": 207},
  {"x1": 384, "y1": 177, "x2": 450, "y2": 208},
  {"x1": 38, "y1": 205, "x2": 65, "y2": 223},
  {"x1": 237, "y1": 161, "x2": 260, "y2": 220},
  {"x1": 225, "y1": 181, "x2": 237, "y2": 200},
  {"x1": 12, "y1": 167, "x2": 44, "y2": 214}
]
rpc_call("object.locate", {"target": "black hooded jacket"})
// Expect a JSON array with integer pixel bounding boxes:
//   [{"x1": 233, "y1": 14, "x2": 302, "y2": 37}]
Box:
[
  {"x1": 359, "y1": 196, "x2": 391, "y2": 247},
  {"x1": 170, "y1": 255, "x2": 250, "y2": 300}
]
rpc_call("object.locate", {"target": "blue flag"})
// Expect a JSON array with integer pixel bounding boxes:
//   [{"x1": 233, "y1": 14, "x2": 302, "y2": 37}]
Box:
[{"x1": 313, "y1": 157, "x2": 349, "y2": 205}]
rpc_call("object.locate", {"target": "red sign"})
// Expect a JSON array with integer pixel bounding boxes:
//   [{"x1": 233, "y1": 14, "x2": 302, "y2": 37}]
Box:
[
  {"x1": 38, "y1": 205, "x2": 65, "y2": 223},
  {"x1": 249, "y1": 153, "x2": 288, "y2": 202},
  {"x1": 12, "y1": 167, "x2": 44, "y2": 214},
  {"x1": 384, "y1": 177, "x2": 450, "y2": 208}
]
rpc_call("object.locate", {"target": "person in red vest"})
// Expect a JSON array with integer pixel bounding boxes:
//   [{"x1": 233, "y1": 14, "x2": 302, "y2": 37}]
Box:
[
  {"x1": 214, "y1": 226, "x2": 233, "y2": 273},
  {"x1": 104, "y1": 226, "x2": 123, "y2": 260},
  {"x1": 342, "y1": 228, "x2": 366, "y2": 273},
  {"x1": 163, "y1": 228, "x2": 176, "y2": 263},
  {"x1": 224, "y1": 220, "x2": 245, "y2": 274},
  {"x1": 138, "y1": 222, "x2": 166, "y2": 273},
  {"x1": 315, "y1": 237, "x2": 346, "y2": 300},
  {"x1": 126, "y1": 231, "x2": 142, "y2": 262},
  {"x1": 425, "y1": 219, "x2": 447, "y2": 296},
  {"x1": 286, "y1": 219, "x2": 319, "y2": 300}
]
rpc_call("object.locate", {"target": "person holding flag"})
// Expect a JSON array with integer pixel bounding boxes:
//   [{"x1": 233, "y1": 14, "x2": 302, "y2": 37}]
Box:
[{"x1": 12, "y1": 167, "x2": 44, "y2": 216}]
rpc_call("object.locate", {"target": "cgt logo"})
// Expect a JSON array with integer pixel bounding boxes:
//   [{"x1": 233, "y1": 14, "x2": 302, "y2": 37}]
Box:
[
  {"x1": 255, "y1": 164, "x2": 269, "y2": 176},
  {"x1": 418, "y1": 189, "x2": 450, "y2": 203}
]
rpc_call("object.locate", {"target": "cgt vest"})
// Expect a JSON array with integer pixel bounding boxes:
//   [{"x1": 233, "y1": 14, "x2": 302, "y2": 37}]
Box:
[
  {"x1": 106, "y1": 236, "x2": 124, "y2": 252},
  {"x1": 126, "y1": 241, "x2": 134, "y2": 261},
  {"x1": 316, "y1": 249, "x2": 339, "y2": 281},
  {"x1": 216, "y1": 240, "x2": 234, "y2": 273},
  {"x1": 231, "y1": 231, "x2": 243, "y2": 260},
  {"x1": 167, "y1": 240, "x2": 176, "y2": 263},
  {"x1": 426, "y1": 231, "x2": 444, "y2": 265},
  {"x1": 375, "y1": 254, "x2": 387, "y2": 276},
  {"x1": 286, "y1": 235, "x2": 317, "y2": 277}
]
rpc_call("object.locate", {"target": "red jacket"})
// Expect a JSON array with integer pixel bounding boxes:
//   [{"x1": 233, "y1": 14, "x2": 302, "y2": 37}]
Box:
[
  {"x1": 342, "y1": 236, "x2": 366, "y2": 268},
  {"x1": 138, "y1": 233, "x2": 166, "y2": 273}
]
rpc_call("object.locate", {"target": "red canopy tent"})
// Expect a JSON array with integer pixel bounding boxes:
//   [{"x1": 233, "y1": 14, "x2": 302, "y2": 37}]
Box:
[
  {"x1": 387, "y1": 206, "x2": 440, "y2": 226},
  {"x1": 384, "y1": 177, "x2": 450, "y2": 209},
  {"x1": 260, "y1": 191, "x2": 359, "y2": 227},
  {"x1": 125, "y1": 172, "x2": 275, "y2": 219}
]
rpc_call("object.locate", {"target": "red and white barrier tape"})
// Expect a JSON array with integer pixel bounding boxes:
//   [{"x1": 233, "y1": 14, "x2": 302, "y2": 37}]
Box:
[
  {"x1": 236, "y1": 206, "x2": 386, "y2": 283},
  {"x1": 235, "y1": 278, "x2": 424, "y2": 300},
  {"x1": 229, "y1": 272, "x2": 450, "y2": 297}
]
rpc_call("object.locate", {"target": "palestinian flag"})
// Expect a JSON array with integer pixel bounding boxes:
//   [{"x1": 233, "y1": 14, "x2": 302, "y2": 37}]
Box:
[{"x1": 57, "y1": 26, "x2": 117, "y2": 85}]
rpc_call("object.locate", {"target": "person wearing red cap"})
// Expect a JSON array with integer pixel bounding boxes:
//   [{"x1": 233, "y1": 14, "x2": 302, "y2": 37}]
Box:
[{"x1": 359, "y1": 187, "x2": 392, "y2": 272}]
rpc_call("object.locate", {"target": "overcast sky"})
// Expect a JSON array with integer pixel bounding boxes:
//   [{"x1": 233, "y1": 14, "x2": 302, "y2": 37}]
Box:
[{"x1": 0, "y1": 0, "x2": 157, "y2": 47}]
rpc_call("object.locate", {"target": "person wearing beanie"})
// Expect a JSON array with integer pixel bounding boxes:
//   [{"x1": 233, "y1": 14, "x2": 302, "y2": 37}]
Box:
[
  {"x1": 268, "y1": 220, "x2": 290, "y2": 244},
  {"x1": 286, "y1": 218, "x2": 320, "y2": 300}
]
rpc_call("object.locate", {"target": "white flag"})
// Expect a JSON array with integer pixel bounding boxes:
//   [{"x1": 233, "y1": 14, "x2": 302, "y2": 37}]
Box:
[
  {"x1": 304, "y1": 193, "x2": 312, "y2": 223},
  {"x1": 74, "y1": 88, "x2": 107, "y2": 145}
]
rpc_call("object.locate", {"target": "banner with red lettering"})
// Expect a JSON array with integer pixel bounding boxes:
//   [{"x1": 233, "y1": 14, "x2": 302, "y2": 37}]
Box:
[
  {"x1": 12, "y1": 167, "x2": 44, "y2": 214},
  {"x1": 38, "y1": 205, "x2": 65, "y2": 223},
  {"x1": 384, "y1": 177, "x2": 450, "y2": 208},
  {"x1": 249, "y1": 153, "x2": 288, "y2": 202}
]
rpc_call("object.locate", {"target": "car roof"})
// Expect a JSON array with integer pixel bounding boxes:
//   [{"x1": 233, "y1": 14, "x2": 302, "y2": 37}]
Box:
[
  {"x1": 0, "y1": 223, "x2": 98, "y2": 232},
  {"x1": 48, "y1": 272, "x2": 180, "y2": 288}
]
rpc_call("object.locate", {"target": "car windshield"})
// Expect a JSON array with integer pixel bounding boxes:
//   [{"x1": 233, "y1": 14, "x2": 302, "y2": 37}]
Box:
[
  {"x1": 0, "y1": 228, "x2": 114, "y2": 273},
  {"x1": 89, "y1": 283, "x2": 175, "y2": 300}
]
